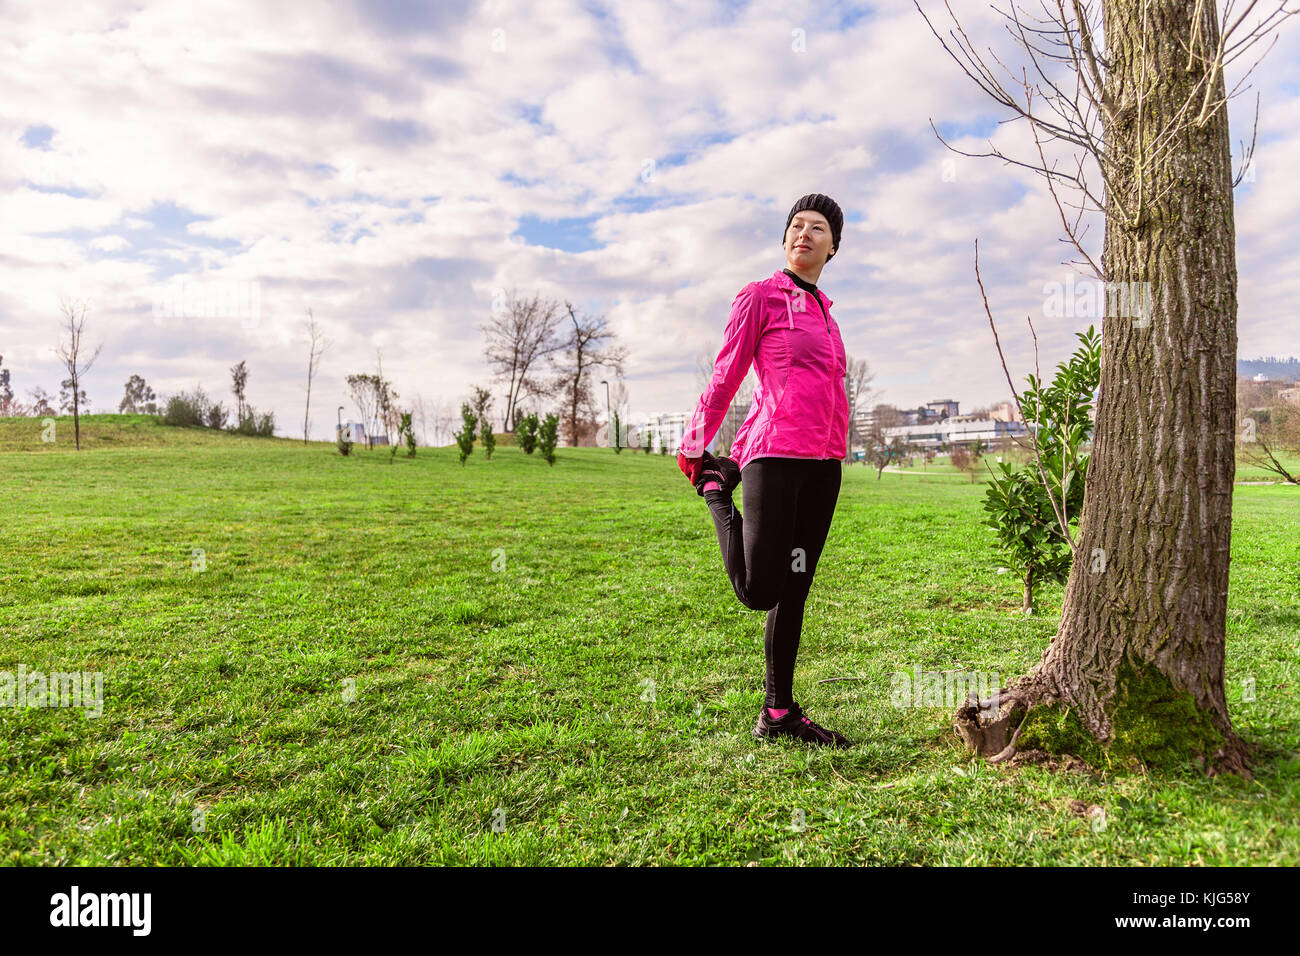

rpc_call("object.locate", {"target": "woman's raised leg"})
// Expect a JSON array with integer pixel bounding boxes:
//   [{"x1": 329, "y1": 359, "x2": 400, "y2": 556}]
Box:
[{"x1": 702, "y1": 457, "x2": 798, "y2": 612}]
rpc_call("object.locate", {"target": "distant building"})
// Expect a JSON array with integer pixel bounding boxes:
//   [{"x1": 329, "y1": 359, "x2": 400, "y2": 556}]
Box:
[
  {"x1": 884, "y1": 418, "x2": 1029, "y2": 449},
  {"x1": 883, "y1": 422, "x2": 947, "y2": 449},
  {"x1": 1279, "y1": 386, "x2": 1300, "y2": 407},
  {"x1": 644, "y1": 412, "x2": 691, "y2": 453},
  {"x1": 926, "y1": 399, "x2": 960, "y2": 420},
  {"x1": 989, "y1": 400, "x2": 1021, "y2": 423},
  {"x1": 1252, "y1": 372, "x2": 1270, "y2": 383}
]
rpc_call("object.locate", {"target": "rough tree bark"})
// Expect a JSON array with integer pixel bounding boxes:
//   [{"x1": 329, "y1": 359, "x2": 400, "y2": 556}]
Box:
[{"x1": 955, "y1": 1, "x2": 1253, "y2": 777}]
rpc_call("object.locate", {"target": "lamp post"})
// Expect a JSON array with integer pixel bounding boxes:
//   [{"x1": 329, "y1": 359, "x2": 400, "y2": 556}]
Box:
[
  {"x1": 337, "y1": 405, "x2": 344, "y2": 441},
  {"x1": 730, "y1": 397, "x2": 737, "y2": 455},
  {"x1": 600, "y1": 378, "x2": 610, "y2": 448}
]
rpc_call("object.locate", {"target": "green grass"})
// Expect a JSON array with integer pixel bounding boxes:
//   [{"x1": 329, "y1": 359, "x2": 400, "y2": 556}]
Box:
[{"x1": 1, "y1": 415, "x2": 1297, "y2": 865}]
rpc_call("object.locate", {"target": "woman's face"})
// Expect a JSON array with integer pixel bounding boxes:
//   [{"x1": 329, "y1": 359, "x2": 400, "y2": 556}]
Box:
[{"x1": 784, "y1": 211, "x2": 835, "y2": 270}]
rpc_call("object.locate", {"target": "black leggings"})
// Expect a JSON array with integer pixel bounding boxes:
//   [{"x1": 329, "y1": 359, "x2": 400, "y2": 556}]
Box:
[{"x1": 703, "y1": 456, "x2": 842, "y2": 709}]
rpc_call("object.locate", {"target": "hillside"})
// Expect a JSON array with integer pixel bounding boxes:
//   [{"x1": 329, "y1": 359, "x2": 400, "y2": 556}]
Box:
[
  {"x1": 0, "y1": 413, "x2": 324, "y2": 453},
  {"x1": 0, "y1": 413, "x2": 528, "y2": 454},
  {"x1": 1238, "y1": 357, "x2": 1300, "y2": 382}
]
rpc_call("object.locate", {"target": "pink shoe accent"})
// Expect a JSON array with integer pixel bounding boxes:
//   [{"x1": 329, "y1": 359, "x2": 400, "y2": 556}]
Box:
[
  {"x1": 801, "y1": 716, "x2": 831, "y2": 742},
  {"x1": 767, "y1": 707, "x2": 789, "y2": 720}
]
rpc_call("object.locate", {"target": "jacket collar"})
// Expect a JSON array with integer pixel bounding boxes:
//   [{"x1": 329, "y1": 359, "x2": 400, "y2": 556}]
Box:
[{"x1": 771, "y1": 268, "x2": 832, "y2": 308}]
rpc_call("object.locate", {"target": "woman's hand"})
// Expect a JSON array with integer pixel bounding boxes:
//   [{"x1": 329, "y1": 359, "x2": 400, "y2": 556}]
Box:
[{"x1": 677, "y1": 450, "x2": 704, "y2": 485}]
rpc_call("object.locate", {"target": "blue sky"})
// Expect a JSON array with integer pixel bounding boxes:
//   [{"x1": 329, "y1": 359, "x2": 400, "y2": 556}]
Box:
[{"x1": 2, "y1": 0, "x2": 1297, "y2": 440}]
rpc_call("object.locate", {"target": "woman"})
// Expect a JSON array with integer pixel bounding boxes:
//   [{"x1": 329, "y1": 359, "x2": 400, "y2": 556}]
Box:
[{"x1": 677, "y1": 193, "x2": 851, "y2": 749}]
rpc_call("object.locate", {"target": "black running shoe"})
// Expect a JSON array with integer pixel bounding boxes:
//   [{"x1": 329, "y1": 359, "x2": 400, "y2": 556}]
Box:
[
  {"x1": 694, "y1": 450, "x2": 742, "y2": 496},
  {"x1": 752, "y1": 701, "x2": 852, "y2": 749}
]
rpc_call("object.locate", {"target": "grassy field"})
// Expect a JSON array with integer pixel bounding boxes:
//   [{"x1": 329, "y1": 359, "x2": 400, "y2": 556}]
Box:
[{"x1": 1, "y1": 414, "x2": 1297, "y2": 865}]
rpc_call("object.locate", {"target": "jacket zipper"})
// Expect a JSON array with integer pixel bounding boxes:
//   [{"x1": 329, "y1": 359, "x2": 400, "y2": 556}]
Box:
[
  {"x1": 812, "y1": 293, "x2": 832, "y2": 456},
  {"x1": 785, "y1": 281, "x2": 838, "y2": 459}
]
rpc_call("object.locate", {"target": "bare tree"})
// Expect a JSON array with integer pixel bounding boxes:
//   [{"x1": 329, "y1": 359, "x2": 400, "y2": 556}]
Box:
[
  {"x1": 608, "y1": 377, "x2": 631, "y2": 449},
  {"x1": 550, "y1": 302, "x2": 627, "y2": 447},
  {"x1": 1240, "y1": 413, "x2": 1300, "y2": 483},
  {"x1": 918, "y1": 0, "x2": 1296, "y2": 776},
  {"x1": 28, "y1": 386, "x2": 56, "y2": 417},
  {"x1": 59, "y1": 378, "x2": 89, "y2": 414},
  {"x1": 845, "y1": 355, "x2": 879, "y2": 465},
  {"x1": 1238, "y1": 379, "x2": 1300, "y2": 483},
  {"x1": 346, "y1": 373, "x2": 381, "y2": 449},
  {"x1": 302, "y1": 308, "x2": 332, "y2": 443},
  {"x1": 372, "y1": 349, "x2": 399, "y2": 445},
  {"x1": 866, "y1": 406, "x2": 905, "y2": 479},
  {"x1": 431, "y1": 397, "x2": 457, "y2": 448},
  {"x1": 230, "y1": 360, "x2": 249, "y2": 425},
  {"x1": 408, "y1": 391, "x2": 431, "y2": 447},
  {"x1": 0, "y1": 354, "x2": 14, "y2": 416},
  {"x1": 695, "y1": 344, "x2": 755, "y2": 455},
  {"x1": 55, "y1": 298, "x2": 102, "y2": 450},
  {"x1": 950, "y1": 445, "x2": 980, "y2": 482},
  {"x1": 481, "y1": 288, "x2": 565, "y2": 432}
]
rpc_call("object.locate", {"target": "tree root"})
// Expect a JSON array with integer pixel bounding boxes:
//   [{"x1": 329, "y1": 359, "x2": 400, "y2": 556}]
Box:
[
  {"x1": 987, "y1": 722, "x2": 1026, "y2": 763},
  {"x1": 953, "y1": 677, "x2": 1045, "y2": 759},
  {"x1": 953, "y1": 672, "x2": 1256, "y2": 779}
]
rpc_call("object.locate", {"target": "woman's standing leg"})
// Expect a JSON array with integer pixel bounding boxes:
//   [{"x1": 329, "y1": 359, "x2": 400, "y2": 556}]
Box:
[{"x1": 762, "y1": 459, "x2": 841, "y2": 709}]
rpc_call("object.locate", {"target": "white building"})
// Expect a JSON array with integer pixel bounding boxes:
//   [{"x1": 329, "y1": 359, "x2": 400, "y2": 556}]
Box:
[
  {"x1": 642, "y1": 412, "x2": 691, "y2": 453},
  {"x1": 883, "y1": 418, "x2": 1029, "y2": 449}
]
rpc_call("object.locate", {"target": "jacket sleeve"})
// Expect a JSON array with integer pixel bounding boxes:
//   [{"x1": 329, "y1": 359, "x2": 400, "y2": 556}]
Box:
[{"x1": 679, "y1": 283, "x2": 762, "y2": 457}]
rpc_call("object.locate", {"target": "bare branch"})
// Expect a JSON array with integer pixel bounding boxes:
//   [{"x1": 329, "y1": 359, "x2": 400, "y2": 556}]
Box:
[{"x1": 973, "y1": 238, "x2": 1076, "y2": 551}]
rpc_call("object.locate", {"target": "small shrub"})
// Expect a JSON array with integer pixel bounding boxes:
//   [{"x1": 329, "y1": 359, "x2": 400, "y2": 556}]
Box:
[
  {"x1": 205, "y1": 401, "x2": 229, "y2": 430},
  {"x1": 517, "y1": 412, "x2": 539, "y2": 454},
  {"x1": 391, "y1": 411, "x2": 415, "y2": 461},
  {"x1": 538, "y1": 413, "x2": 559, "y2": 466},
  {"x1": 231, "y1": 409, "x2": 274, "y2": 437},
  {"x1": 402, "y1": 411, "x2": 416, "y2": 458},
  {"x1": 982, "y1": 326, "x2": 1100, "y2": 613},
  {"x1": 162, "y1": 390, "x2": 207, "y2": 428},
  {"x1": 456, "y1": 404, "x2": 477, "y2": 465}
]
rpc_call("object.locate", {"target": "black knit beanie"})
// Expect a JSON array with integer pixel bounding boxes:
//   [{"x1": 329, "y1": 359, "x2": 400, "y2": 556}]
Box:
[{"x1": 784, "y1": 193, "x2": 843, "y2": 262}]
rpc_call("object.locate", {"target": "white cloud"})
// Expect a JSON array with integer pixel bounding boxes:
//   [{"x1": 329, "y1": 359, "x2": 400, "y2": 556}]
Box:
[
  {"x1": 0, "y1": 0, "x2": 1295, "y2": 436},
  {"x1": 89, "y1": 234, "x2": 130, "y2": 251}
]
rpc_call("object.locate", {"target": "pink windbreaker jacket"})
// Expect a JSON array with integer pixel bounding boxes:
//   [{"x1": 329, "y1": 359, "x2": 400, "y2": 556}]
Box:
[{"x1": 681, "y1": 268, "x2": 849, "y2": 471}]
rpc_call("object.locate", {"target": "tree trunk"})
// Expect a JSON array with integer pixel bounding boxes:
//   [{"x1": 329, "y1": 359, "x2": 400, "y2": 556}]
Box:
[
  {"x1": 957, "y1": 0, "x2": 1250, "y2": 776},
  {"x1": 303, "y1": 370, "x2": 313, "y2": 444}
]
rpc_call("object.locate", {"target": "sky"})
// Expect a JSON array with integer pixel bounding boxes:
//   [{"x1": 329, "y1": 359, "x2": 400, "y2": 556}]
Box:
[{"x1": 2, "y1": 0, "x2": 1297, "y2": 441}]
